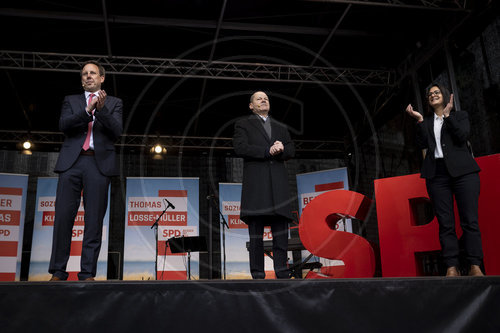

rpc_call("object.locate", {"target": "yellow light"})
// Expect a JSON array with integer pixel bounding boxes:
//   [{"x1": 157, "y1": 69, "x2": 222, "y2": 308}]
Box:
[
  {"x1": 23, "y1": 141, "x2": 32, "y2": 150},
  {"x1": 154, "y1": 144, "x2": 163, "y2": 154}
]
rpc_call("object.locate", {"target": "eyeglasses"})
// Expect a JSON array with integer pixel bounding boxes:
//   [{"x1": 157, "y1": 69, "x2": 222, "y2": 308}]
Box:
[{"x1": 427, "y1": 90, "x2": 441, "y2": 97}]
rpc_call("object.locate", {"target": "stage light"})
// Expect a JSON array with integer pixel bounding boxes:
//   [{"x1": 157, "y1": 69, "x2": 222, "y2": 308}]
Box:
[
  {"x1": 154, "y1": 144, "x2": 163, "y2": 154},
  {"x1": 21, "y1": 140, "x2": 33, "y2": 155},
  {"x1": 150, "y1": 144, "x2": 167, "y2": 159}
]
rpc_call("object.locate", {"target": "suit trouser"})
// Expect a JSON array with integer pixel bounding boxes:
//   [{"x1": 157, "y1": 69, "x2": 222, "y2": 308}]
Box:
[
  {"x1": 425, "y1": 159, "x2": 483, "y2": 268},
  {"x1": 49, "y1": 155, "x2": 110, "y2": 280},
  {"x1": 247, "y1": 215, "x2": 289, "y2": 279}
]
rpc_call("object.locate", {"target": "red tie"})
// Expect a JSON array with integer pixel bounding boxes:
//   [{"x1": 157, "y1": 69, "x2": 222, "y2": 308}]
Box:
[{"x1": 82, "y1": 94, "x2": 95, "y2": 151}]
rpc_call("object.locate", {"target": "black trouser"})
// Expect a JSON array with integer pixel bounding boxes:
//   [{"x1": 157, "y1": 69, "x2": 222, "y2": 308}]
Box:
[
  {"x1": 49, "y1": 155, "x2": 110, "y2": 280},
  {"x1": 426, "y1": 159, "x2": 483, "y2": 268},
  {"x1": 247, "y1": 215, "x2": 290, "y2": 279}
]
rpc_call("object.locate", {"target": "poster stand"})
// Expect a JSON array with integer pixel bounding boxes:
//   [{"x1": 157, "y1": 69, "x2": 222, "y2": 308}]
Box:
[{"x1": 168, "y1": 236, "x2": 207, "y2": 280}]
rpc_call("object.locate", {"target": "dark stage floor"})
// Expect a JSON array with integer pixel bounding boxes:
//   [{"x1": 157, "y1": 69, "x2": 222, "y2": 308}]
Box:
[{"x1": 1, "y1": 277, "x2": 499, "y2": 333}]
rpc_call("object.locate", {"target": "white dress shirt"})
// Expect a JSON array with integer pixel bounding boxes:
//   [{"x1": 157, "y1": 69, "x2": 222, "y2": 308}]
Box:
[
  {"x1": 85, "y1": 90, "x2": 100, "y2": 150},
  {"x1": 433, "y1": 113, "x2": 444, "y2": 159}
]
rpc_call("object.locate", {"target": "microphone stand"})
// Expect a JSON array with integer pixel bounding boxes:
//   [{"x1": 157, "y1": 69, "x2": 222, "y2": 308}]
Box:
[
  {"x1": 207, "y1": 195, "x2": 229, "y2": 280},
  {"x1": 151, "y1": 199, "x2": 173, "y2": 280}
]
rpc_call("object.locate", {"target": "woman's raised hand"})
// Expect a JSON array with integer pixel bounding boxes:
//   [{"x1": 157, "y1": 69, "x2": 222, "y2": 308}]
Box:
[
  {"x1": 443, "y1": 93, "x2": 454, "y2": 117},
  {"x1": 405, "y1": 104, "x2": 423, "y2": 123}
]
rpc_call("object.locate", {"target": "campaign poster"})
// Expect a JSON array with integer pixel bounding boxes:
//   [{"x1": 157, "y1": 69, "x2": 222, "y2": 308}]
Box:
[
  {"x1": 29, "y1": 177, "x2": 110, "y2": 281},
  {"x1": 123, "y1": 177, "x2": 199, "y2": 280},
  {"x1": 219, "y1": 183, "x2": 282, "y2": 279},
  {"x1": 296, "y1": 168, "x2": 350, "y2": 272},
  {"x1": 0, "y1": 173, "x2": 28, "y2": 281},
  {"x1": 296, "y1": 167, "x2": 351, "y2": 231}
]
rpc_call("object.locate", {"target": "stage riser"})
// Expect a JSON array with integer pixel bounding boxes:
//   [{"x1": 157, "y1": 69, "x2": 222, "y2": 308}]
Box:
[{"x1": 1, "y1": 278, "x2": 499, "y2": 332}]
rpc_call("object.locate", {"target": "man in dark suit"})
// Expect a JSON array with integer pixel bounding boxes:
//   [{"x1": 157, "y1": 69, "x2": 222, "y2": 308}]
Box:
[
  {"x1": 233, "y1": 91, "x2": 295, "y2": 279},
  {"x1": 49, "y1": 61, "x2": 123, "y2": 281}
]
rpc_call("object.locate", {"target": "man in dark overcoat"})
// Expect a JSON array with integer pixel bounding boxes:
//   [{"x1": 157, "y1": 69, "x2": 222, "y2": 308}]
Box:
[{"x1": 233, "y1": 91, "x2": 295, "y2": 279}]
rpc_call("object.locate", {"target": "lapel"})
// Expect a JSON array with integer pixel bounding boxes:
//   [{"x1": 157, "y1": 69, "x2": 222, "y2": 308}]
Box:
[
  {"x1": 269, "y1": 117, "x2": 278, "y2": 142},
  {"x1": 102, "y1": 94, "x2": 112, "y2": 111},
  {"x1": 440, "y1": 115, "x2": 447, "y2": 138},
  {"x1": 248, "y1": 114, "x2": 271, "y2": 143},
  {"x1": 426, "y1": 115, "x2": 436, "y2": 147},
  {"x1": 79, "y1": 93, "x2": 87, "y2": 113}
]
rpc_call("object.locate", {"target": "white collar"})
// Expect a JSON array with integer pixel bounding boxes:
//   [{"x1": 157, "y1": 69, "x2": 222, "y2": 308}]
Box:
[
  {"x1": 434, "y1": 113, "x2": 444, "y2": 122},
  {"x1": 85, "y1": 90, "x2": 100, "y2": 99},
  {"x1": 256, "y1": 114, "x2": 269, "y2": 122}
]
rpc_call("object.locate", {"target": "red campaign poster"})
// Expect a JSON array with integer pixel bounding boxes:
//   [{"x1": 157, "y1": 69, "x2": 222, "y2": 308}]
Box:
[
  {"x1": 29, "y1": 177, "x2": 110, "y2": 281},
  {"x1": 123, "y1": 177, "x2": 199, "y2": 280},
  {"x1": 0, "y1": 173, "x2": 28, "y2": 281}
]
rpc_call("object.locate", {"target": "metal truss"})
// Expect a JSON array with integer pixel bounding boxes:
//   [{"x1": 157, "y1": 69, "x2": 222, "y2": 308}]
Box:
[
  {"x1": 305, "y1": 0, "x2": 468, "y2": 11},
  {"x1": 0, "y1": 8, "x2": 380, "y2": 37},
  {"x1": 0, "y1": 130, "x2": 345, "y2": 154},
  {"x1": 0, "y1": 50, "x2": 394, "y2": 87},
  {"x1": 0, "y1": 131, "x2": 62, "y2": 146}
]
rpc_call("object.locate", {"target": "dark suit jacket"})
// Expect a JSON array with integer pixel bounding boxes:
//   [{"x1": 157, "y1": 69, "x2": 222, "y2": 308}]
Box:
[
  {"x1": 54, "y1": 93, "x2": 123, "y2": 176},
  {"x1": 233, "y1": 114, "x2": 295, "y2": 222},
  {"x1": 416, "y1": 110, "x2": 479, "y2": 179}
]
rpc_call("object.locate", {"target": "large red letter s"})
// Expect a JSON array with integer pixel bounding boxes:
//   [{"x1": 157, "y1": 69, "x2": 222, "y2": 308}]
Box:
[{"x1": 299, "y1": 190, "x2": 375, "y2": 278}]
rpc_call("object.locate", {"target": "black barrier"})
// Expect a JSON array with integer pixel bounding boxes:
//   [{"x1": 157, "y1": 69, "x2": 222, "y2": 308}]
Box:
[{"x1": 1, "y1": 277, "x2": 499, "y2": 332}]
